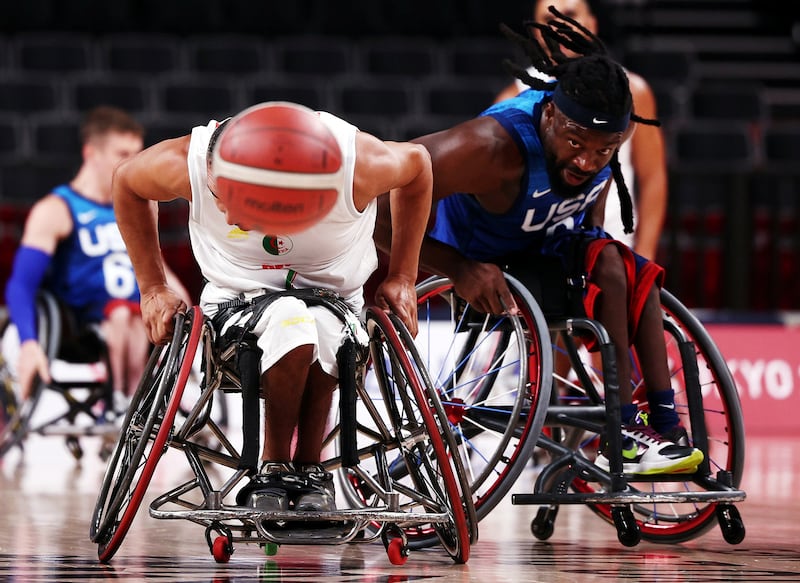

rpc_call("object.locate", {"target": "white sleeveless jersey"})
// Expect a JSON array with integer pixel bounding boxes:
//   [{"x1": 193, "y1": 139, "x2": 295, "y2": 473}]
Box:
[
  {"x1": 515, "y1": 73, "x2": 635, "y2": 246},
  {"x1": 186, "y1": 112, "x2": 377, "y2": 312}
]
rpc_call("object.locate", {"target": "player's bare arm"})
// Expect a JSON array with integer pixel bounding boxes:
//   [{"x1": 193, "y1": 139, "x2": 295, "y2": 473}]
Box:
[
  {"x1": 353, "y1": 132, "x2": 432, "y2": 336},
  {"x1": 113, "y1": 136, "x2": 193, "y2": 343},
  {"x1": 19, "y1": 195, "x2": 73, "y2": 253},
  {"x1": 413, "y1": 117, "x2": 524, "y2": 211}
]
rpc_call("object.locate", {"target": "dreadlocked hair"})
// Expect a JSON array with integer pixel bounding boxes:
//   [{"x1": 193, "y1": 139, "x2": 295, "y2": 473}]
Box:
[{"x1": 500, "y1": 6, "x2": 660, "y2": 235}]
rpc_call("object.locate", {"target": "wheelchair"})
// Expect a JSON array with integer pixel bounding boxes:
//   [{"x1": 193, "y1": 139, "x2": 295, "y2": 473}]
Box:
[
  {"x1": 0, "y1": 291, "x2": 116, "y2": 461},
  {"x1": 414, "y1": 273, "x2": 747, "y2": 547},
  {"x1": 89, "y1": 292, "x2": 476, "y2": 566}
]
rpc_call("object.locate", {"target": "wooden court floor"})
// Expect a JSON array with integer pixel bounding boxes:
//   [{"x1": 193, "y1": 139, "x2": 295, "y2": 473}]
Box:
[{"x1": 0, "y1": 434, "x2": 798, "y2": 582}]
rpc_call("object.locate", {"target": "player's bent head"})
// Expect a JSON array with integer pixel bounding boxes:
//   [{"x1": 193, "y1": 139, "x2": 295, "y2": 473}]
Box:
[
  {"x1": 210, "y1": 101, "x2": 343, "y2": 235},
  {"x1": 556, "y1": 55, "x2": 632, "y2": 133}
]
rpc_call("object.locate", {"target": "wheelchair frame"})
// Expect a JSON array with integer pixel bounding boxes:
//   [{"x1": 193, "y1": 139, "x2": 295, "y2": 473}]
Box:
[
  {"x1": 414, "y1": 275, "x2": 746, "y2": 547},
  {"x1": 90, "y1": 302, "x2": 474, "y2": 566},
  {"x1": 412, "y1": 274, "x2": 553, "y2": 528},
  {"x1": 0, "y1": 291, "x2": 115, "y2": 460}
]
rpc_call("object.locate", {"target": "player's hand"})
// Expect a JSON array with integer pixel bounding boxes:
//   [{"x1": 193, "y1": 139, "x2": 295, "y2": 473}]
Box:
[
  {"x1": 451, "y1": 260, "x2": 518, "y2": 316},
  {"x1": 140, "y1": 286, "x2": 188, "y2": 345},
  {"x1": 16, "y1": 340, "x2": 50, "y2": 400},
  {"x1": 374, "y1": 274, "x2": 419, "y2": 337}
]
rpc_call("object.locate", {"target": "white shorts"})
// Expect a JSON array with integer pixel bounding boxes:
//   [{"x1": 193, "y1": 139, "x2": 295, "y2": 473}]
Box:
[{"x1": 205, "y1": 295, "x2": 348, "y2": 378}]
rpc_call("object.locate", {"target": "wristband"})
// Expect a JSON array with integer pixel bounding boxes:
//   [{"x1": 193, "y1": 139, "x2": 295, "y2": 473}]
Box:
[{"x1": 5, "y1": 246, "x2": 52, "y2": 342}]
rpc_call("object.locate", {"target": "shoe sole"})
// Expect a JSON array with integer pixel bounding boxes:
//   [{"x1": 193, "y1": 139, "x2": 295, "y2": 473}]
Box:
[{"x1": 596, "y1": 449, "x2": 704, "y2": 476}]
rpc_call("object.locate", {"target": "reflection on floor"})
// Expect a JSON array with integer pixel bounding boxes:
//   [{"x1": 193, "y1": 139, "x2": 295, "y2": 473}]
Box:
[{"x1": 0, "y1": 435, "x2": 798, "y2": 582}]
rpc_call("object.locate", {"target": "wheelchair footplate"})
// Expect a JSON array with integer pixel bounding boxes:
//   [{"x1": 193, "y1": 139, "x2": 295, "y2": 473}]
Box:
[
  {"x1": 149, "y1": 487, "x2": 451, "y2": 564},
  {"x1": 511, "y1": 436, "x2": 747, "y2": 547}
]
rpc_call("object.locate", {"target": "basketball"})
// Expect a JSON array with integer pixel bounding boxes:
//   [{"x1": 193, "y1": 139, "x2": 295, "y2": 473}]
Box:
[{"x1": 211, "y1": 101, "x2": 343, "y2": 234}]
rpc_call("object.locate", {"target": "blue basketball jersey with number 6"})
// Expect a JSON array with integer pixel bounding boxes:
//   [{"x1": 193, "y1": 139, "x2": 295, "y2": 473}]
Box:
[{"x1": 47, "y1": 185, "x2": 140, "y2": 324}]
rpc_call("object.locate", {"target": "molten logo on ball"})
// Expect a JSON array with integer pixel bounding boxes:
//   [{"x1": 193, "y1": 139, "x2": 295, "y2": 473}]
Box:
[
  {"x1": 212, "y1": 102, "x2": 343, "y2": 234},
  {"x1": 244, "y1": 197, "x2": 305, "y2": 215}
]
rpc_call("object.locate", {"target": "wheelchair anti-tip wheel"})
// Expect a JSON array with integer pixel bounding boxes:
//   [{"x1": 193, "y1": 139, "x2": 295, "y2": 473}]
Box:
[
  {"x1": 89, "y1": 307, "x2": 203, "y2": 563},
  {"x1": 412, "y1": 274, "x2": 553, "y2": 522}
]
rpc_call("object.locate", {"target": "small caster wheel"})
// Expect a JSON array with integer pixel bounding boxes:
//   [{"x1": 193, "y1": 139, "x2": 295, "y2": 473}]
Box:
[
  {"x1": 611, "y1": 507, "x2": 640, "y2": 547},
  {"x1": 716, "y1": 504, "x2": 745, "y2": 545},
  {"x1": 263, "y1": 542, "x2": 279, "y2": 556},
  {"x1": 387, "y1": 537, "x2": 409, "y2": 566},
  {"x1": 531, "y1": 506, "x2": 556, "y2": 540},
  {"x1": 65, "y1": 436, "x2": 83, "y2": 460},
  {"x1": 212, "y1": 535, "x2": 233, "y2": 563}
]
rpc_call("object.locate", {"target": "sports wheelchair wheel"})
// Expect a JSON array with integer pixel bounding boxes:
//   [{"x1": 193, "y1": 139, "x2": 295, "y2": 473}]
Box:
[
  {"x1": 0, "y1": 352, "x2": 30, "y2": 457},
  {"x1": 0, "y1": 352, "x2": 38, "y2": 458},
  {"x1": 337, "y1": 307, "x2": 473, "y2": 563},
  {"x1": 558, "y1": 289, "x2": 745, "y2": 543},
  {"x1": 90, "y1": 306, "x2": 203, "y2": 562},
  {"x1": 412, "y1": 274, "x2": 552, "y2": 521},
  {"x1": 0, "y1": 293, "x2": 80, "y2": 458}
]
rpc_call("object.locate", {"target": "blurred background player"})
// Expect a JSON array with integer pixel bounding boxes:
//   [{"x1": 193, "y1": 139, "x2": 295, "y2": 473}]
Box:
[
  {"x1": 495, "y1": 0, "x2": 667, "y2": 260},
  {"x1": 3, "y1": 106, "x2": 189, "y2": 414}
]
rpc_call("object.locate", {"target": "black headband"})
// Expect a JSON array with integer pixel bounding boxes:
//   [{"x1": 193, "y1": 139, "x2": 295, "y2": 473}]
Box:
[{"x1": 552, "y1": 84, "x2": 630, "y2": 133}]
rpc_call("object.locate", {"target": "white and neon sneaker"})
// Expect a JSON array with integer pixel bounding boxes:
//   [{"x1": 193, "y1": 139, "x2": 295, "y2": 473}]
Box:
[{"x1": 596, "y1": 418, "x2": 703, "y2": 475}]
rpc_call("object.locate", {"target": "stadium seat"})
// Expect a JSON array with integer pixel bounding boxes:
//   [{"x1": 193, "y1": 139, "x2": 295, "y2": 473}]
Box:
[
  {"x1": 140, "y1": 116, "x2": 194, "y2": 147},
  {"x1": 395, "y1": 115, "x2": 463, "y2": 142},
  {"x1": 185, "y1": 35, "x2": 266, "y2": 75},
  {"x1": 422, "y1": 78, "x2": 497, "y2": 118},
  {"x1": 101, "y1": 33, "x2": 182, "y2": 75},
  {"x1": 245, "y1": 79, "x2": 330, "y2": 112},
  {"x1": 0, "y1": 160, "x2": 75, "y2": 203},
  {"x1": 158, "y1": 80, "x2": 238, "y2": 119},
  {"x1": 763, "y1": 124, "x2": 800, "y2": 165},
  {"x1": 0, "y1": 118, "x2": 20, "y2": 159},
  {"x1": 31, "y1": 115, "x2": 82, "y2": 163},
  {"x1": 690, "y1": 84, "x2": 766, "y2": 122},
  {"x1": 274, "y1": 37, "x2": 354, "y2": 77},
  {"x1": 0, "y1": 78, "x2": 60, "y2": 114},
  {"x1": 335, "y1": 81, "x2": 412, "y2": 117},
  {"x1": 650, "y1": 82, "x2": 686, "y2": 123},
  {"x1": 71, "y1": 75, "x2": 151, "y2": 115},
  {"x1": 445, "y1": 37, "x2": 519, "y2": 81},
  {"x1": 623, "y1": 48, "x2": 696, "y2": 85},
  {"x1": 672, "y1": 121, "x2": 755, "y2": 168},
  {"x1": 13, "y1": 32, "x2": 93, "y2": 73},
  {"x1": 359, "y1": 37, "x2": 439, "y2": 78}
]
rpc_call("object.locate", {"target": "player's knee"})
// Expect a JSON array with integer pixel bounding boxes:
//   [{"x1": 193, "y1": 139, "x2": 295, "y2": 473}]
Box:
[
  {"x1": 593, "y1": 245, "x2": 627, "y2": 290},
  {"x1": 104, "y1": 300, "x2": 139, "y2": 328}
]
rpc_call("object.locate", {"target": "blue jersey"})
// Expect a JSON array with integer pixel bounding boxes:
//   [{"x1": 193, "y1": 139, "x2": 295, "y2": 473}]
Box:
[
  {"x1": 429, "y1": 89, "x2": 612, "y2": 261},
  {"x1": 47, "y1": 185, "x2": 140, "y2": 324}
]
